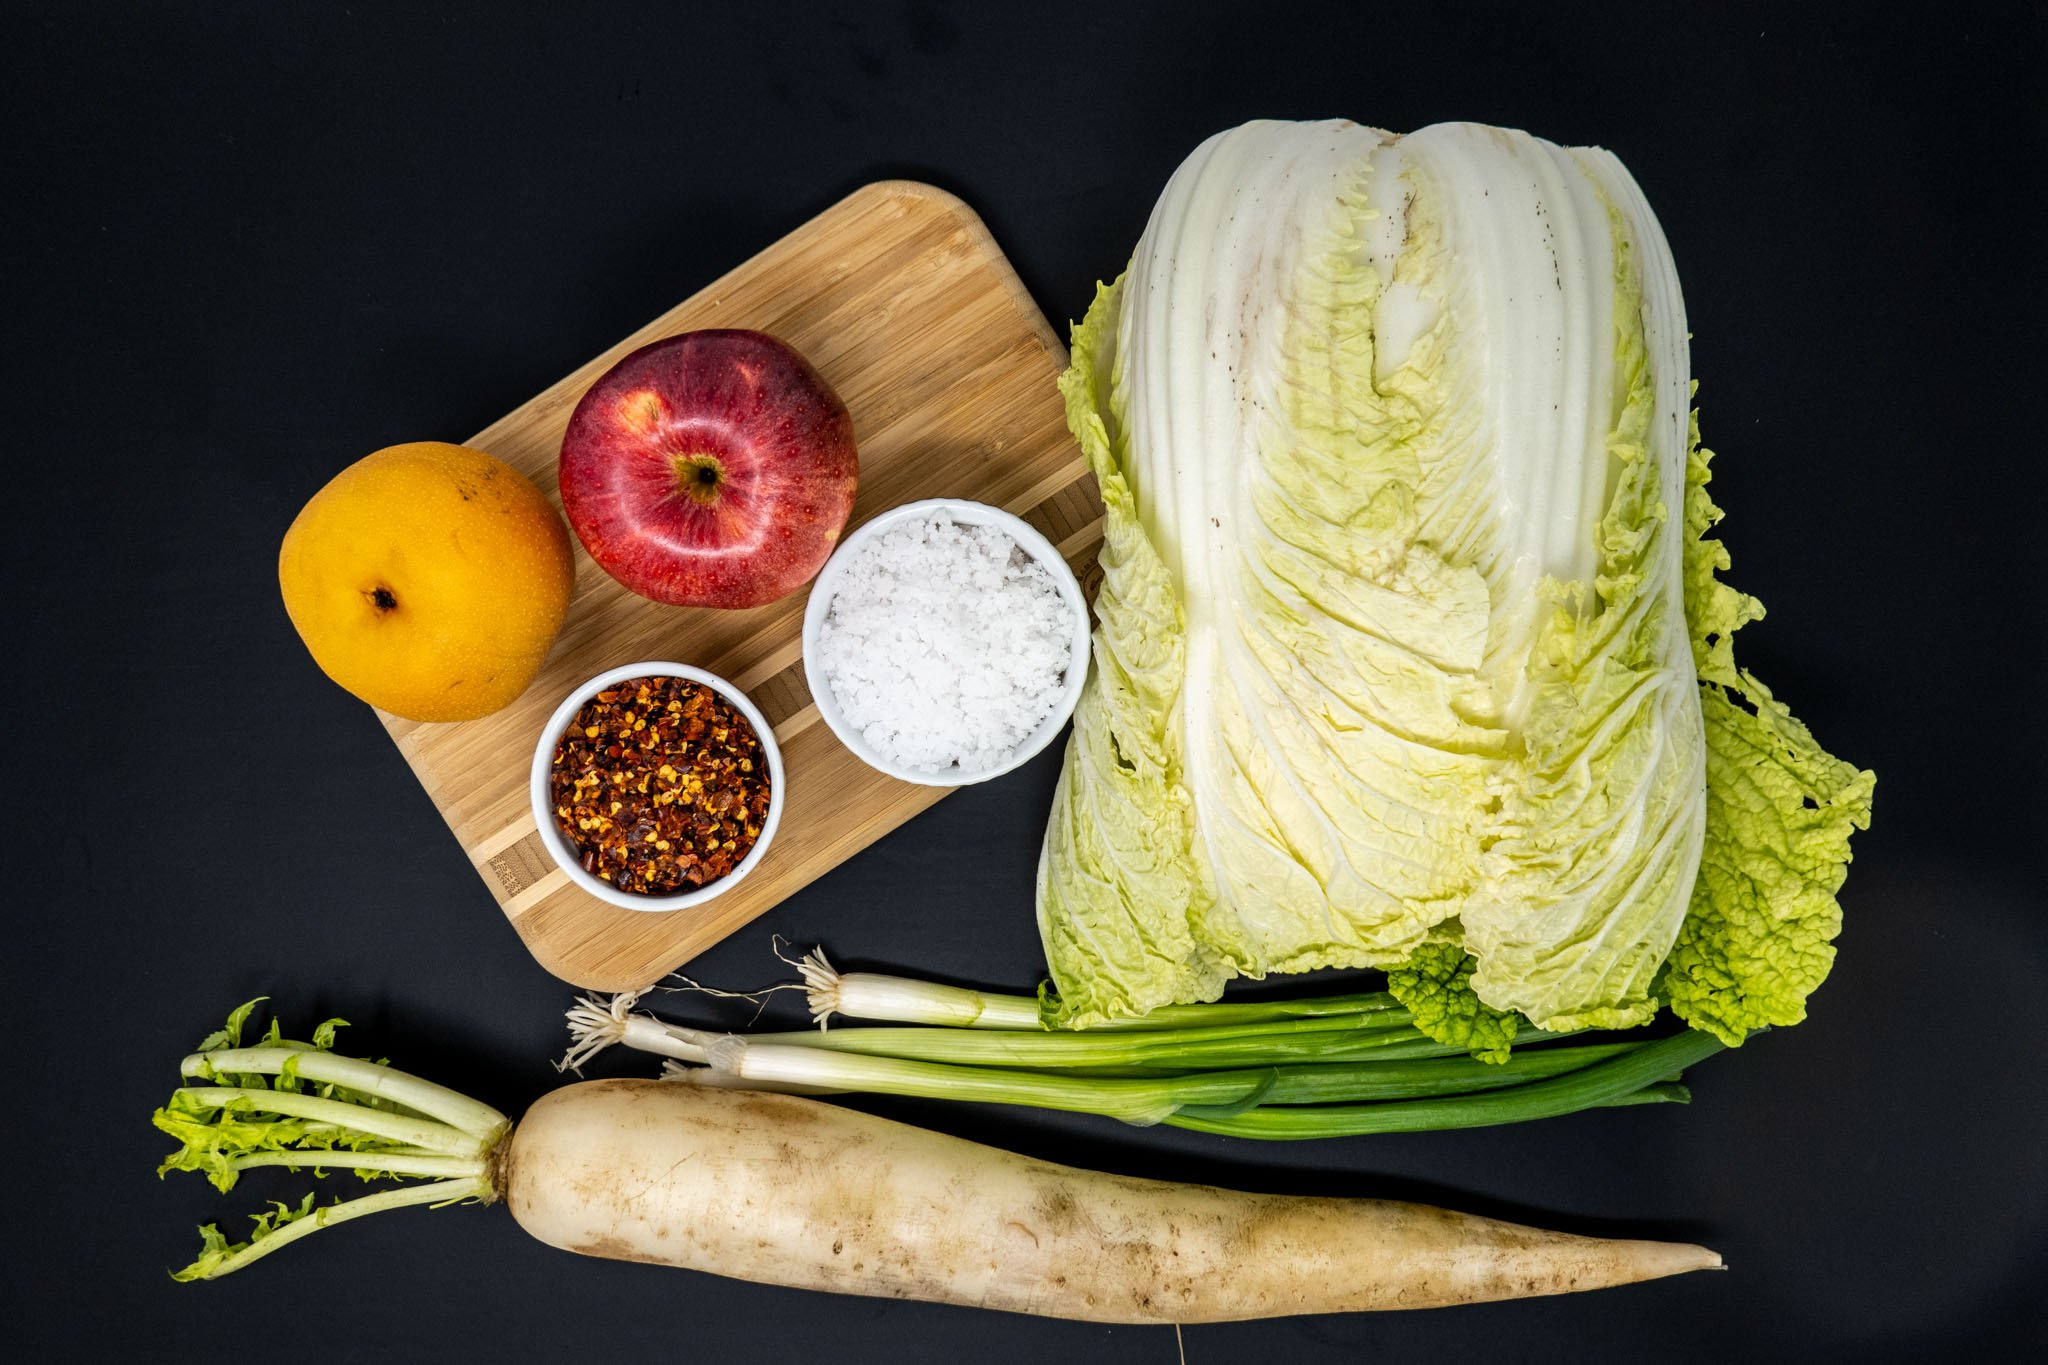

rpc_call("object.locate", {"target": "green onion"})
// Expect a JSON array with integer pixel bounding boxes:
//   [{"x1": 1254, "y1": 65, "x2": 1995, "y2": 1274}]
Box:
[
  {"x1": 681, "y1": 1036, "x2": 1669, "y2": 1128},
  {"x1": 574, "y1": 954, "x2": 1731, "y2": 1141},
  {"x1": 565, "y1": 989, "x2": 1434, "y2": 1074}
]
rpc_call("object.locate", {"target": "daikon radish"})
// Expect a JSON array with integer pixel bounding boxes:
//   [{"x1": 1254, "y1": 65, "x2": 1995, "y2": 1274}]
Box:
[{"x1": 506, "y1": 1081, "x2": 1719, "y2": 1322}]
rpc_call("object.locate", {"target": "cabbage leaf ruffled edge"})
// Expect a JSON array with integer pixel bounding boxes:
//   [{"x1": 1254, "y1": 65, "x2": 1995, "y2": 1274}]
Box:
[
  {"x1": 1655, "y1": 410, "x2": 1876, "y2": 1044},
  {"x1": 1389, "y1": 404, "x2": 1876, "y2": 1053}
]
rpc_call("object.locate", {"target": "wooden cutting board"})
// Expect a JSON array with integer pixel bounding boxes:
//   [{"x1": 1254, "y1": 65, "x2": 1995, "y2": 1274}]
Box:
[{"x1": 377, "y1": 181, "x2": 1100, "y2": 992}]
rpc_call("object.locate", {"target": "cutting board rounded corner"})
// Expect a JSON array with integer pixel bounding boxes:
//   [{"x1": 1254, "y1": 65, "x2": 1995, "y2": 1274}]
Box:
[{"x1": 849, "y1": 179, "x2": 1068, "y2": 363}]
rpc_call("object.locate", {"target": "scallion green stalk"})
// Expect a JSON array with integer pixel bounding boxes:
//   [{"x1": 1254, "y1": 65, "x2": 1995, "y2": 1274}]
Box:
[
  {"x1": 681, "y1": 1033, "x2": 1713, "y2": 1131},
  {"x1": 1163, "y1": 1034, "x2": 1725, "y2": 1138},
  {"x1": 1221, "y1": 1042, "x2": 1637, "y2": 1105}
]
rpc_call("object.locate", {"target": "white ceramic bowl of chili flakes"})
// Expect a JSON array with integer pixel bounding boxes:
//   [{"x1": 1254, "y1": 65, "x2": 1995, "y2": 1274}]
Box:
[{"x1": 530, "y1": 660, "x2": 784, "y2": 913}]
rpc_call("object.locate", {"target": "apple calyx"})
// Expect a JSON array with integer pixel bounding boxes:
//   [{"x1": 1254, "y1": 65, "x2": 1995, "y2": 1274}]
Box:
[
  {"x1": 673, "y1": 453, "x2": 727, "y2": 506},
  {"x1": 366, "y1": 585, "x2": 399, "y2": 613}
]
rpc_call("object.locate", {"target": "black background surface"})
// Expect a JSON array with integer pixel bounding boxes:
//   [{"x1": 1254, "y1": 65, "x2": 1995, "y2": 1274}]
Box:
[{"x1": 6, "y1": 2, "x2": 2044, "y2": 1360}]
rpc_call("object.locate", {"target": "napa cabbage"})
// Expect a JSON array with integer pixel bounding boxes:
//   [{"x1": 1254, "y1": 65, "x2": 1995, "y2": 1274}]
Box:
[{"x1": 1037, "y1": 120, "x2": 1873, "y2": 1046}]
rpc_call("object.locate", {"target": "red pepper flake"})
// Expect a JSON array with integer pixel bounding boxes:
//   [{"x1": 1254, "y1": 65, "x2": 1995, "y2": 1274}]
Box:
[{"x1": 549, "y1": 675, "x2": 772, "y2": 896}]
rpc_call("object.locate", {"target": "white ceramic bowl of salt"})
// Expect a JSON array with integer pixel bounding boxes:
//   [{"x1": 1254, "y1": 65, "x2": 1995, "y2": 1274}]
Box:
[{"x1": 801, "y1": 498, "x2": 1091, "y2": 787}]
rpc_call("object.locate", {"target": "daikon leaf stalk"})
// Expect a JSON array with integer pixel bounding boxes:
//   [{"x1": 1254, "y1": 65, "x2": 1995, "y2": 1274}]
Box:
[{"x1": 153, "y1": 1000, "x2": 506, "y2": 1280}]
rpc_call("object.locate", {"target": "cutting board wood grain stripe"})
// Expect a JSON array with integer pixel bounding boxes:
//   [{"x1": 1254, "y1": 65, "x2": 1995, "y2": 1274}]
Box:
[{"x1": 375, "y1": 181, "x2": 1100, "y2": 991}]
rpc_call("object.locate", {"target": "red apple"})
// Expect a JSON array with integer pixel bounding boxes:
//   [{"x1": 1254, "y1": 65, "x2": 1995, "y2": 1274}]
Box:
[{"x1": 557, "y1": 330, "x2": 858, "y2": 608}]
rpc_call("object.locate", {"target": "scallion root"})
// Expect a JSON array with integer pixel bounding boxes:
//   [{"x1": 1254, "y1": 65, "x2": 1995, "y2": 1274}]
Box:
[
  {"x1": 561, "y1": 992, "x2": 729, "y2": 1073},
  {"x1": 560, "y1": 991, "x2": 640, "y2": 1073}
]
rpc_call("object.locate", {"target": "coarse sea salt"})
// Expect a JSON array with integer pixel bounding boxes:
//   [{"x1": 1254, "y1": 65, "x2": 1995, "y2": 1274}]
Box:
[{"x1": 816, "y1": 514, "x2": 1074, "y2": 775}]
